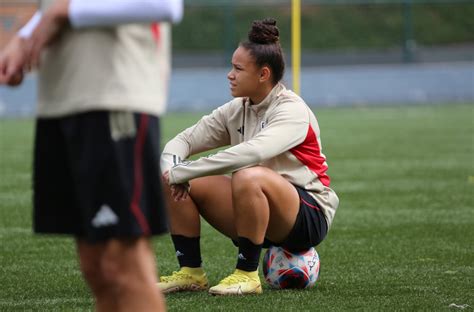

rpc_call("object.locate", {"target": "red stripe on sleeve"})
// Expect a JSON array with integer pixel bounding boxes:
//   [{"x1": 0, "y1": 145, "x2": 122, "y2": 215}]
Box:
[
  {"x1": 150, "y1": 23, "x2": 161, "y2": 45},
  {"x1": 290, "y1": 125, "x2": 331, "y2": 187}
]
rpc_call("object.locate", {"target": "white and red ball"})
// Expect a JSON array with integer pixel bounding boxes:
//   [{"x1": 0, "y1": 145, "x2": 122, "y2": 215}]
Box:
[{"x1": 262, "y1": 246, "x2": 320, "y2": 289}]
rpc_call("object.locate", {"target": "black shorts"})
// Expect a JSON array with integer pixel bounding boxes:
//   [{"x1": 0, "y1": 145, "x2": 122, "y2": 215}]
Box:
[
  {"x1": 265, "y1": 185, "x2": 328, "y2": 251},
  {"x1": 233, "y1": 185, "x2": 328, "y2": 252},
  {"x1": 33, "y1": 111, "x2": 168, "y2": 242}
]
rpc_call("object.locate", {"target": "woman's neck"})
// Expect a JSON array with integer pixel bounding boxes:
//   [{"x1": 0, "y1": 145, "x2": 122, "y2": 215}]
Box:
[{"x1": 249, "y1": 83, "x2": 275, "y2": 105}]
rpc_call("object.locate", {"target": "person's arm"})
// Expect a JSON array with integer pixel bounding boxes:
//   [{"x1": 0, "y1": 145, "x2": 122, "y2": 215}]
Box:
[
  {"x1": 0, "y1": 36, "x2": 28, "y2": 86},
  {"x1": 26, "y1": 0, "x2": 183, "y2": 67},
  {"x1": 18, "y1": 12, "x2": 42, "y2": 39},
  {"x1": 3, "y1": 0, "x2": 183, "y2": 84},
  {"x1": 18, "y1": 0, "x2": 183, "y2": 38},
  {"x1": 168, "y1": 101, "x2": 311, "y2": 185},
  {"x1": 161, "y1": 103, "x2": 232, "y2": 175},
  {"x1": 0, "y1": 11, "x2": 38, "y2": 85},
  {"x1": 160, "y1": 102, "x2": 232, "y2": 202},
  {"x1": 69, "y1": 0, "x2": 183, "y2": 28}
]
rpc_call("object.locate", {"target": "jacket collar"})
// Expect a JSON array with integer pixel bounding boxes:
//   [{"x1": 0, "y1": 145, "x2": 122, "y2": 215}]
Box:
[{"x1": 247, "y1": 83, "x2": 286, "y2": 113}]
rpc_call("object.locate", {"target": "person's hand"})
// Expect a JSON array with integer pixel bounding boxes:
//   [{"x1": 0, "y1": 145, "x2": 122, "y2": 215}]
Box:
[
  {"x1": 28, "y1": 0, "x2": 70, "y2": 68},
  {"x1": 163, "y1": 170, "x2": 190, "y2": 202},
  {"x1": 0, "y1": 36, "x2": 29, "y2": 86},
  {"x1": 171, "y1": 183, "x2": 190, "y2": 201}
]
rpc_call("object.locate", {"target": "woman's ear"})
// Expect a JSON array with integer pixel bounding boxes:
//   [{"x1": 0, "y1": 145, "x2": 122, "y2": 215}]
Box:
[{"x1": 259, "y1": 66, "x2": 271, "y2": 83}]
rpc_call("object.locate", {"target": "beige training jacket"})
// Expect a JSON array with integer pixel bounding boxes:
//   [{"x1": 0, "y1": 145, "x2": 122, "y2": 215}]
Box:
[{"x1": 161, "y1": 83, "x2": 339, "y2": 228}]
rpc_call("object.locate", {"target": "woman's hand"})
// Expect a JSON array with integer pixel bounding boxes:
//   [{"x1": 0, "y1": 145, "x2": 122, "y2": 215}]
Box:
[
  {"x1": 0, "y1": 36, "x2": 29, "y2": 86},
  {"x1": 163, "y1": 170, "x2": 190, "y2": 202}
]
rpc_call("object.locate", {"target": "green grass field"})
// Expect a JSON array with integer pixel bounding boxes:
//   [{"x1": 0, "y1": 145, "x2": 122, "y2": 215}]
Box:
[{"x1": 0, "y1": 104, "x2": 473, "y2": 311}]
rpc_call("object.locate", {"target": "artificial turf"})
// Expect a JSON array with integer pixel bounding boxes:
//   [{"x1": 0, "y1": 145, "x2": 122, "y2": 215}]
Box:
[{"x1": 0, "y1": 103, "x2": 472, "y2": 311}]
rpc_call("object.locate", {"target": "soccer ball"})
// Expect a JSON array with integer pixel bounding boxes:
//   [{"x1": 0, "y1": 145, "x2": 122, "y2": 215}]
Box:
[{"x1": 262, "y1": 246, "x2": 320, "y2": 289}]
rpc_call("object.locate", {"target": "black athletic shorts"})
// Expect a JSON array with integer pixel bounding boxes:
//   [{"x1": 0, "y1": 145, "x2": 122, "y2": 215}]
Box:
[
  {"x1": 232, "y1": 185, "x2": 328, "y2": 252},
  {"x1": 33, "y1": 111, "x2": 168, "y2": 242}
]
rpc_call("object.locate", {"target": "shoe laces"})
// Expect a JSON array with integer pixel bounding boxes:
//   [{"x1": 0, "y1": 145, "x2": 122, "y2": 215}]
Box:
[
  {"x1": 160, "y1": 270, "x2": 191, "y2": 282},
  {"x1": 219, "y1": 272, "x2": 250, "y2": 285}
]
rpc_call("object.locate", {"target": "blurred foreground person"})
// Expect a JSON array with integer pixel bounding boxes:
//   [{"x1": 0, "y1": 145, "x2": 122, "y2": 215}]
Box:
[{"x1": 0, "y1": 1, "x2": 183, "y2": 310}]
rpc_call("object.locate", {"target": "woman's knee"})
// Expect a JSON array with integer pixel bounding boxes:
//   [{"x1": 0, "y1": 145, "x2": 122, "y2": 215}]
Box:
[
  {"x1": 79, "y1": 252, "x2": 125, "y2": 289},
  {"x1": 232, "y1": 167, "x2": 267, "y2": 192},
  {"x1": 101, "y1": 240, "x2": 153, "y2": 289},
  {"x1": 80, "y1": 256, "x2": 111, "y2": 293}
]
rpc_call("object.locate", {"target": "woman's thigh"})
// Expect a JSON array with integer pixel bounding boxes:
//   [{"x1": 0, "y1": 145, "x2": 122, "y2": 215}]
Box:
[
  {"x1": 190, "y1": 175, "x2": 237, "y2": 240},
  {"x1": 189, "y1": 168, "x2": 300, "y2": 244},
  {"x1": 231, "y1": 167, "x2": 300, "y2": 243}
]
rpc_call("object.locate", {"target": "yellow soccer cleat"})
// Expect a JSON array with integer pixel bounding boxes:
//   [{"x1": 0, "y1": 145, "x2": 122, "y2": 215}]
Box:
[
  {"x1": 157, "y1": 267, "x2": 208, "y2": 294},
  {"x1": 208, "y1": 269, "x2": 262, "y2": 296}
]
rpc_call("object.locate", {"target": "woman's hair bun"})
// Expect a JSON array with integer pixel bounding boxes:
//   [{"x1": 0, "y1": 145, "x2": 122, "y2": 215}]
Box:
[{"x1": 248, "y1": 18, "x2": 279, "y2": 44}]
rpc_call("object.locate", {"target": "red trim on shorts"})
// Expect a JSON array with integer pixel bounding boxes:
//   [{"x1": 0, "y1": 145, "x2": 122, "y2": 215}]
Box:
[
  {"x1": 290, "y1": 125, "x2": 330, "y2": 187},
  {"x1": 301, "y1": 197, "x2": 321, "y2": 211},
  {"x1": 130, "y1": 114, "x2": 151, "y2": 235}
]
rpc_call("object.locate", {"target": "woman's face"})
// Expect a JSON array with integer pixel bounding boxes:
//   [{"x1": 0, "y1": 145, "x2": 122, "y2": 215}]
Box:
[{"x1": 227, "y1": 46, "x2": 262, "y2": 99}]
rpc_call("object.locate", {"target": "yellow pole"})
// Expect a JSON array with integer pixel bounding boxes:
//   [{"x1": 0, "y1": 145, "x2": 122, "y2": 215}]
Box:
[{"x1": 291, "y1": 0, "x2": 301, "y2": 95}]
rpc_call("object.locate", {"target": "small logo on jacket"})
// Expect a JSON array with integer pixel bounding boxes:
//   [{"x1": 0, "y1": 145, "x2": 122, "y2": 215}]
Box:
[{"x1": 92, "y1": 205, "x2": 119, "y2": 228}]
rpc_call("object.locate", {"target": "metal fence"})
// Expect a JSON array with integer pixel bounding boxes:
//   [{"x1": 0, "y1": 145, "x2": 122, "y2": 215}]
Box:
[
  {"x1": 184, "y1": 0, "x2": 472, "y2": 5},
  {"x1": 173, "y1": 0, "x2": 473, "y2": 65}
]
